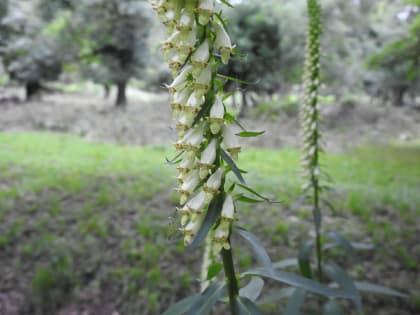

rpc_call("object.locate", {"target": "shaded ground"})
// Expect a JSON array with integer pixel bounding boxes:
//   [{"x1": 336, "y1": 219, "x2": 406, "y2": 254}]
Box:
[
  {"x1": 1, "y1": 86, "x2": 419, "y2": 151},
  {"x1": 0, "y1": 87, "x2": 419, "y2": 314}
]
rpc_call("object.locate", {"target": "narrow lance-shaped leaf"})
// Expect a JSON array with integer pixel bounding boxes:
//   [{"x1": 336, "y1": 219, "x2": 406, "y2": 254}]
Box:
[
  {"x1": 236, "y1": 131, "x2": 265, "y2": 138},
  {"x1": 221, "y1": 149, "x2": 246, "y2": 184},
  {"x1": 242, "y1": 268, "x2": 359, "y2": 301},
  {"x1": 236, "y1": 227, "x2": 272, "y2": 270},
  {"x1": 323, "y1": 263, "x2": 362, "y2": 312},
  {"x1": 284, "y1": 288, "x2": 306, "y2": 315},
  {"x1": 239, "y1": 277, "x2": 265, "y2": 302},
  {"x1": 187, "y1": 283, "x2": 226, "y2": 315},
  {"x1": 162, "y1": 295, "x2": 201, "y2": 315},
  {"x1": 236, "y1": 297, "x2": 263, "y2": 315}
]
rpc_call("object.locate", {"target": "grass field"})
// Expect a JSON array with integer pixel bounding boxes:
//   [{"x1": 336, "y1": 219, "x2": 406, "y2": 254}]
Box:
[{"x1": 0, "y1": 132, "x2": 419, "y2": 314}]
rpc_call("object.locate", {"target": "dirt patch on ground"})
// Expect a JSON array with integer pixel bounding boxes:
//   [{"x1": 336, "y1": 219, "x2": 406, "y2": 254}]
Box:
[{"x1": 1, "y1": 86, "x2": 419, "y2": 151}]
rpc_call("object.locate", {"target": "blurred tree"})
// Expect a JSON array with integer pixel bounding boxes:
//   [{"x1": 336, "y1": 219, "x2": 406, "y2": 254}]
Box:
[
  {"x1": 70, "y1": 0, "x2": 152, "y2": 107},
  {"x1": 0, "y1": 0, "x2": 9, "y2": 50},
  {"x1": 222, "y1": 2, "x2": 298, "y2": 115},
  {"x1": 0, "y1": 1, "x2": 67, "y2": 100},
  {"x1": 368, "y1": 0, "x2": 420, "y2": 106}
]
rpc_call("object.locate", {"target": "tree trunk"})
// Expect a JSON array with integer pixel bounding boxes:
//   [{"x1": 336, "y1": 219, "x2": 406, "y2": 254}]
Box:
[
  {"x1": 393, "y1": 86, "x2": 406, "y2": 107},
  {"x1": 115, "y1": 81, "x2": 127, "y2": 107},
  {"x1": 238, "y1": 90, "x2": 248, "y2": 118},
  {"x1": 26, "y1": 82, "x2": 42, "y2": 101},
  {"x1": 103, "y1": 84, "x2": 110, "y2": 99}
]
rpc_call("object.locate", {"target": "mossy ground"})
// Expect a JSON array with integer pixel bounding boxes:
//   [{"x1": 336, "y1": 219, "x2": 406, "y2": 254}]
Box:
[{"x1": 0, "y1": 132, "x2": 419, "y2": 314}]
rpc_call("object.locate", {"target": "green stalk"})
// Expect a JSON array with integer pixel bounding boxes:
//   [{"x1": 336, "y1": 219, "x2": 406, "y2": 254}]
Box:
[
  {"x1": 303, "y1": 0, "x2": 323, "y2": 281},
  {"x1": 221, "y1": 244, "x2": 239, "y2": 315}
]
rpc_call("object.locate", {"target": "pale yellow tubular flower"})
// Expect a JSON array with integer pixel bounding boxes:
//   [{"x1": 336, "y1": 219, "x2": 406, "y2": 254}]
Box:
[
  {"x1": 220, "y1": 194, "x2": 235, "y2": 221},
  {"x1": 185, "y1": 90, "x2": 205, "y2": 113},
  {"x1": 191, "y1": 39, "x2": 210, "y2": 71},
  {"x1": 178, "y1": 170, "x2": 200, "y2": 204},
  {"x1": 186, "y1": 190, "x2": 207, "y2": 220},
  {"x1": 212, "y1": 221, "x2": 230, "y2": 252},
  {"x1": 214, "y1": 20, "x2": 233, "y2": 64},
  {"x1": 197, "y1": 138, "x2": 217, "y2": 179},
  {"x1": 222, "y1": 124, "x2": 241, "y2": 161},
  {"x1": 203, "y1": 167, "x2": 224, "y2": 202},
  {"x1": 209, "y1": 95, "x2": 225, "y2": 134},
  {"x1": 192, "y1": 63, "x2": 212, "y2": 98},
  {"x1": 196, "y1": 0, "x2": 215, "y2": 25},
  {"x1": 168, "y1": 64, "x2": 192, "y2": 93}
]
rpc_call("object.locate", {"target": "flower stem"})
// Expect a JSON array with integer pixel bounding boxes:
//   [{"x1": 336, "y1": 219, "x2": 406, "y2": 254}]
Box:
[
  {"x1": 313, "y1": 176, "x2": 323, "y2": 281},
  {"x1": 221, "y1": 245, "x2": 239, "y2": 315}
]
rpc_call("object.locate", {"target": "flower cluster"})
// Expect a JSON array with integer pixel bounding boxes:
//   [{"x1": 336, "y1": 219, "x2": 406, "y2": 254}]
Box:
[
  {"x1": 301, "y1": 0, "x2": 322, "y2": 191},
  {"x1": 151, "y1": 0, "x2": 240, "y2": 253}
]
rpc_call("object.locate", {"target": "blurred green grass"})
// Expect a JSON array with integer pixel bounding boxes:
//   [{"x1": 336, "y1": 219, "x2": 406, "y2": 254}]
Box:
[
  {"x1": 0, "y1": 132, "x2": 419, "y2": 314},
  {"x1": 1, "y1": 132, "x2": 418, "y2": 210}
]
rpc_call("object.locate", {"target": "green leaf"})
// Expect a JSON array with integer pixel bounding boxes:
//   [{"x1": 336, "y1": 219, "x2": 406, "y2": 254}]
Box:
[
  {"x1": 217, "y1": 73, "x2": 250, "y2": 85},
  {"x1": 354, "y1": 281, "x2": 408, "y2": 298},
  {"x1": 187, "y1": 283, "x2": 226, "y2": 315},
  {"x1": 323, "y1": 300, "x2": 343, "y2": 315},
  {"x1": 165, "y1": 151, "x2": 184, "y2": 165},
  {"x1": 219, "y1": 0, "x2": 234, "y2": 8},
  {"x1": 236, "y1": 297, "x2": 263, "y2": 315},
  {"x1": 207, "y1": 263, "x2": 223, "y2": 281},
  {"x1": 323, "y1": 263, "x2": 362, "y2": 312},
  {"x1": 236, "y1": 227, "x2": 272, "y2": 270},
  {"x1": 162, "y1": 295, "x2": 201, "y2": 315},
  {"x1": 223, "y1": 92, "x2": 233, "y2": 101},
  {"x1": 284, "y1": 288, "x2": 306, "y2": 315},
  {"x1": 239, "y1": 277, "x2": 265, "y2": 302},
  {"x1": 236, "y1": 194, "x2": 265, "y2": 204},
  {"x1": 236, "y1": 131, "x2": 265, "y2": 138},
  {"x1": 326, "y1": 231, "x2": 358, "y2": 260},
  {"x1": 257, "y1": 288, "x2": 295, "y2": 306},
  {"x1": 242, "y1": 268, "x2": 359, "y2": 300},
  {"x1": 187, "y1": 194, "x2": 224, "y2": 251},
  {"x1": 298, "y1": 240, "x2": 314, "y2": 278},
  {"x1": 237, "y1": 183, "x2": 277, "y2": 203},
  {"x1": 221, "y1": 149, "x2": 246, "y2": 184},
  {"x1": 224, "y1": 112, "x2": 246, "y2": 131},
  {"x1": 273, "y1": 258, "x2": 298, "y2": 269}
]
